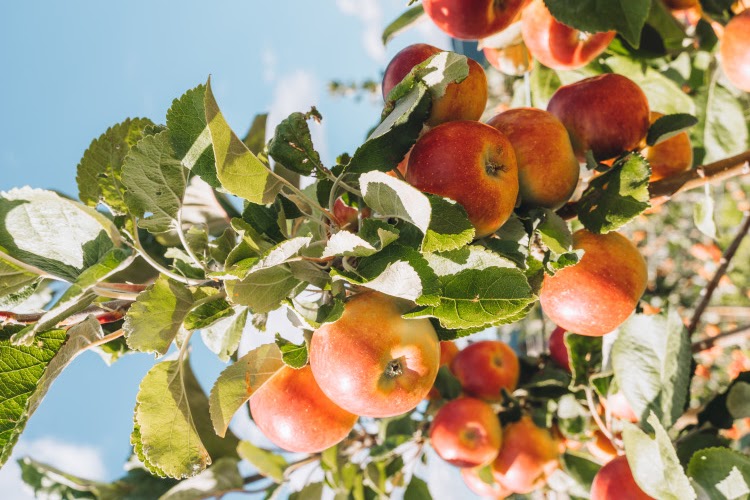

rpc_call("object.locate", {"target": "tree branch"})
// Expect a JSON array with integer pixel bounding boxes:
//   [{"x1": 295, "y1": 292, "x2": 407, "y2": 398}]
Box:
[
  {"x1": 0, "y1": 299, "x2": 132, "y2": 327},
  {"x1": 692, "y1": 323, "x2": 750, "y2": 353}
]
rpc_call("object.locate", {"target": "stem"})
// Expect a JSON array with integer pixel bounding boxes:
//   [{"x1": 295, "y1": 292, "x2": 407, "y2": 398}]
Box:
[
  {"x1": 584, "y1": 387, "x2": 619, "y2": 449},
  {"x1": 0, "y1": 300, "x2": 132, "y2": 327},
  {"x1": 268, "y1": 168, "x2": 338, "y2": 225},
  {"x1": 692, "y1": 323, "x2": 750, "y2": 353},
  {"x1": 82, "y1": 328, "x2": 125, "y2": 352},
  {"x1": 177, "y1": 210, "x2": 208, "y2": 272},
  {"x1": 0, "y1": 249, "x2": 62, "y2": 282},
  {"x1": 687, "y1": 212, "x2": 750, "y2": 335},
  {"x1": 93, "y1": 283, "x2": 147, "y2": 300}
]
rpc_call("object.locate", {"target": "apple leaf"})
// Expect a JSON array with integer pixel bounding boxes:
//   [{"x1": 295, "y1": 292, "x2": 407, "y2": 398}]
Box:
[
  {"x1": 560, "y1": 451, "x2": 600, "y2": 494},
  {"x1": 699, "y1": 372, "x2": 750, "y2": 429},
  {"x1": 200, "y1": 307, "x2": 248, "y2": 363},
  {"x1": 204, "y1": 78, "x2": 281, "y2": 204},
  {"x1": 543, "y1": 0, "x2": 651, "y2": 48},
  {"x1": 225, "y1": 265, "x2": 301, "y2": 313},
  {"x1": 0, "y1": 257, "x2": 41, "y2": 305},
  {"x1": 237, "y1": 441, "x2": 288, "y2": 483},
  {"x1": 275, "y1": 333, "x2": 308, "y2": 369},
  {"x1": 404, "y1": 476, "x2": 432, "y2": 500},
  {"x1": 697, "y1": 81, "x2": 749, "y2": 164},
  {"x1": 694, "y1": 185, "x2": 717, "y2": 239},
  {"x1": 322, "y1": 230, "x2": 379, "y2": 258},
  {"x1": 76, "y1": 117, "x2": 158, "y2": 213},
  {"x1": 209, "y1": 343, "x2": 284, "y2": 437},
  {"x1": 576, "y1": 153, "x2": 651, "y2": 234},
  {"x1": 382, "y1": 4, "x2": 424, "y2": 45},
  {"x1": 424, "y1": 245, "x2": 516, "y2": 276},
  {"x1": 359, "y1": 219, "x2": 400, "y2": 249},
  {"x1": 242, "y1": 113, "x2": 268, "y2": 156},
  {"x1": 622, "y1": 413, "x2": 697, "y2": 500},
  {"x1": 687, "y1": 448, "x2": 750, "y2": 500},
  {"x1": 160, "y1": 457, "x2": 242, "y2": 500},
  {"x1": 166, "y1": 83, "x2": 219, "y2": 188},
  {"x1": 10, "y1": 292, "x2": 97, "y2": 346},
  {"x1": 18, "y1": 456, "x2": 128, "y2": 499},
  {"x1": 285, "y1": 297, "x2": 345, "y2": 330},
  {"x1": 183, "y1": 297, "x2": 233, "y2": 331},
  {"x1": 646, "y1": 113, "x2": 698, "y2": 146},
  {"x1": 612, "y1": 310, "x2": 692, "y2": 428},
  {"x1": 565, "y1": 333, "x2": 603, "y2": 390},
  {"x1": 267, "y1": 107, "x2": 323, "y2": 176},
  {"x1": 726, "y1": 382, "x2": 750, "y2": 419}
]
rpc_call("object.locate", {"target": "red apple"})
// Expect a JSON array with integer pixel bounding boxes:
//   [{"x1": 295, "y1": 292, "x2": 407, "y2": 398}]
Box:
[
  {"x1": 487, "y1": 107, "x2": 580, "y2": 209},
  {"x1": 440, "y1": 340, "x2": 460, "y2": 367},
  {"x1": 540, "y1": 229, "x2": 648, "y2": 337},
  {"x1": 522, "y1": 0, "x2": 615, "y2": 71},
  {"x1": 721, "y1": 10, "x2": 750, "y2": 92},
  {"x1": 461, "y1": 467, "x2": 512, "y2": 499},
  {"x1": 591, "y1": 455, "x2": 653, "y2": 500},
  {"x1": 604, "y1": 391, "x2": 639, "y2": 423},
  {"x1": 548, "y1": 326, "x2": 570, "y2": 372},
  {"x1": 586, "y1": 430, "x2": 619, "y2": 463},
  {"x1": 430, "y1": 397, "x2": 503, "y2": 467},
  {"x1": 663, "y1": 0, "x2": 698, "y2": 8},
  {"x1": 309, "y1": 291, "x2": 440, "y2": 418},
  {"x1": 451, "y1": 340, "x2": 520, "y2": 401},
  {"x1": 423, "y1": 0, "x2": 527, "y2": 40},
  {"x1": 249, "y1": 364, "x2": 358, "y2": 453},
  {"x1": 483, "y1": 43, "x2": 532, "y2": 76},
  {"x1": 547, "y1": 74, "x2": 650, "y2": 161},
  {"x1": 332, "y1": 196, "x2": 370, "y2": 231},
  {"x1": 406, "y1": 120, "x2": 519, "y2": 237},
  {"x1": 641, "y1": 112, "x2": 693, "y2": 182},
  {"x1": 382, "y1": 44, "x2": 488, "y2": 127}
]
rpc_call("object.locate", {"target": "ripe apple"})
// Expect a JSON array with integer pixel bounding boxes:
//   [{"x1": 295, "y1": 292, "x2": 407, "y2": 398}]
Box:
[
  {"x1": 406, "y1": 120, "x2": 519, "y2": 237},
  {"x1": 440, "y1": 340, "x2": 459, "y2": 367},
  {"x1": 604, "y1": 391, "x2": 639, "y2": 423},
  {"x1": 483, "y1": 43, "x2": 531, "y2": 76},
  {"x1": 430, "y1": 397, "x2": 503, "y2": 467},
  {"x1": 382, "y1": 44, "x2": 488, "y2": 127},
  {"x1": 521, "y1": 0, "x2": 615, "y2": 70},
  {"x1": 249, "y1": 364, "x2": 358, "y2": 453},
  {"x1": 586, "y1": 430, "x2": 619, "y2": 463},
  {"x1": 540, "y1": 229, "x2": 648, "y2": 337},
  {"x1": 492, "y1": 415, "x2": 561, "y2": 494},
  {"x1": 547, "y1": 74, "x2": 651, "y2": 161},
  {"x1": 641, "y1": 112, "x2": 693, "y2": 182},
  {"x1": 591, "y1": 455, "x2": 653, "y2": 500},
  {"x1": 422, "y1": 0, "x2": 527, "y2": 40},
  {"x1": 332, "y1": 196, "x2": 370, "y2": 231},
  {"x1": 309, "y1": 291, "x2": 440, "y2": 418},
  {"x1": 721, "y1": 10, "x2": 750, "y2": 92},
  {"x1": 461, "y1": 467, "x2": 512, "y2": 498},
  {"x1": 548, "y1": 326, "x2": 570, "y2": 372},
  {"x1": 663, "y1": 0, "x2": 698, "y2": 8},
  {"x1": 451, "y1": 340, "x2": 519, "y2": 401},
  {"x1": 486, "y1": 107, "x2": 580, "y2": 209}
]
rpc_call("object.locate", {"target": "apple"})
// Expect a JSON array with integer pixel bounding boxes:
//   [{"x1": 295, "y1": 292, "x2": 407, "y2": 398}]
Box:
[
  {"x1": 591, "y1": 455, "x2": 653, "y2": 500},
  {"x1": 382, "y1": 44, "x2": 488, "y2": 127},
  {"x1": 332, "y1": 195, "x2": 370, "y2": 231},
  {"x1": 663, "y1": 0, "x2": 698, "y2": 8},
  {"x1": 604, "y1": 391, "x2": 639, "y2": 423},
  {"x1": 422, "y1": 0, "x2": 527, "y2": 40},
  {"x1": 430, "y1": 397, "x2": 503, "y2": 467},
  {"x1": 548, "y1": 326, "x2": 570, "y2": 372},
  {"x1": 547, "y1": 74, "x2": 651, "y2": 161},
  {"x1": 483, "y1": 43, "x2": 531, "y2": 76},
  {"x1": 641, "y1": 112, "x2": 693, "y2": 182},
  {"x1": 540, "y1": 229, "x2": 648, "y2": 336},
  {"x1": 406, "y1": 120, "x2": 519, "y2": 237},
  {"x1": 309, "y1": 291, "x2": 440, "y2": 418},
  {"x1": 249, "y1": 364, "x2": 358, "y2": 454},
  {"x1": 461, "y1": 467, "x2": 511, "y2": 499},
  {"x1": 587, "y1": 430, "x2": 619, "y2": 463},
  {"x1": 521, "y1": 0, "x2": 615, "y2": 70},
  {"x1": 721, "y1": 10, "x2": 750, "y2": 92},
  {"x1": 492, "y1": 415, "x2": 561, "y2": 494},
  {"x1": 486, "y1": 107, "x2": 580, "y2": 209},
  {"x1": 440, "y1": 340, "x2": 460, "y2": 367},
  {"x1": 451, "y1": 340, "x2": 519, "y2": 401}
]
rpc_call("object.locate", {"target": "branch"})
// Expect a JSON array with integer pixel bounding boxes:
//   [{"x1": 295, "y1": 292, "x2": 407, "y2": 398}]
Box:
[
  {"x1": 692, "y1": 323, "x2": 750, "y2": 353},
  {"x1": 0, "y1": 300, "x2": 132, "y2": 327}
]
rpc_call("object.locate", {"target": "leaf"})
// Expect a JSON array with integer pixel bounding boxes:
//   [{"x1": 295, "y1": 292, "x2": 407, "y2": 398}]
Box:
[
  {"x1": 694, "y1": 185, "x2": 717, "y2": 239},
  {"x1": 159, "y1": 457, "x2": 242, "y2": 500},
  {"x1": 622, "y1": 413, "x2": 697, "y2": 500},
  {"x1": 11, "y1": 291, "x2": 97, "y2": 346},
  {"x1": 534, "y1": 208, "x2": 573, "y2": 255},
  {"x1": 646, "y1": 0, "x2": 687, "y2": 52},
  {"x1": 204, "y1": 78, "x2": 280, "y2": 204},
  {"x1": 700, "y1": 82, "x2": 749, "y2": 164},
  {"x1": 268, "y1": 108, "x2": 323, "y2": 176},
  {"x1": 543, "y1": 0, "x2": 651, "y2": 47},
  {"x1": 561, "y1": 451, "x2": 600, "y2": 493},
  {"x1": 122, "y1": 131, "x2": 187, "y2": 234},
  {"x1": 424, "y1": 245, "x2": 516, "y2": 276},
  {"x1": 57, "y1": 247, "x2": 132, "y2": 303},
  {"x1": 0, "y1": 256, "x2": 39, "y2": 305},
  {"x1": 433, "y1": 365, "x2": 462, "y2": 400},
  {"x1": 237, "y1": 441, "x2": 287, "y2": 483},
  {"x1": 19, "y1": 456, "x2": 115, "y2": 499},
  {"x1": 76, "y1": 117, "x2": 156, "y2": 213},
  {"x1": 382, "y1": 4, "x2": 424, "y2": 45},
  {"x1": 123, "y1": 275, "x2": 194, "y2": 356},
  {"x1": 699, "y1": 372, "x2": 750, "y2": 429},
  {"x1": 646, "y1": 113, "x2": 698, "y2": 146},
  {"x1": 577, "y1": 153, "x2": 651, "y2": 234},
  {"x1": 687, "y1": 448, "x2": 750, "y2": 500},
  {"x1": 275, "y1": 334, "x2": 308, "y2": 369},
  {"x1": 322, "y1": 231, "x2": 378, "y2": 258},
  {"x1": 242, "y1": 113, "x2": 268, "y2": 156},
  {"x1": 404, "y1": 476, "x2": 432, "y2": 500},
  {"x1": 611, "y1": 311, "x2": 692, "y2": 427},
  {"x1": 209, "y1": 343, "x2": 284, "y2": 437},
  {"x1": 566, "y1": 333, "x2": 603, "y2": 390},
  {"x1": 726, "y1": 382, "x2": 750, "y2": 419},
  {"x1": 166, "y1": 84, "x2": 219, "y2": 188},
  {"x1": 360, "y1": 171, "x2": 474, "y2": 252},
  {"x1": 200, "y1": 307, "x2": 248, "y2": 362}
]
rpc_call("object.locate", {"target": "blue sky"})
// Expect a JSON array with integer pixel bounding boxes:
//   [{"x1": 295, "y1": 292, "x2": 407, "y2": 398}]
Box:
[{"x1": 0, "y1": 1, "x2": 478, "y2": 498}]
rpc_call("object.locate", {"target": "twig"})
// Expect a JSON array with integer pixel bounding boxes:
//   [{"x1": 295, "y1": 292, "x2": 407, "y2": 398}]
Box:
[
  {"x1": 176, "y1": 210, "x2": 208, "y2": 272},
  {"x1": 687, "y1": 212, "x2": 750, "y2": 335},
  {"x1": 0, "y1": 300, "x2": 132, "y2": 327},
  {"x1": 82, "y1": 328, "x2": 125, "y2": 351},
  {"x1": 93, "y1": 283, "x2": 147, "y2": 300},
  {"x1": 692, "y1": 323, "x2": 750, "y2": 352},
  {"x1": 584, "y1": 387, "x2": 619, "y2": 449}
]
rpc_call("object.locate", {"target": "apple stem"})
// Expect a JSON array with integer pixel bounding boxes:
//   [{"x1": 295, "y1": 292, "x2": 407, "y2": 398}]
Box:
[
  {"x1": 385, "y1": 358, "x2": 405, "y2": 378},
  {"x1": 584, "y1": 386, "x2": 621, "y2": 451}
]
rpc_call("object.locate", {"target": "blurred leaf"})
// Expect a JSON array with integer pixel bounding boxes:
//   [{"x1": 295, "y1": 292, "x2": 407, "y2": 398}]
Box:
[
  {"x1": 646, "y1": 113, "x2": 698, "y2": 146},
  {"x1": 200, "y1": 307, "x2": 248, "y2": 362},
  {"x1": 699, "y1": 372, "x2": 750, "y2": 429},
  {"x1": 687, "y1": 448, "x2": 750, "y2": 500},
  {"x1": 646, "y1": 0, "x2": 686, "y2": 52},
  {"x1": 530, "y1": 64, "x2": 562, "y2": 109},
  {"x1": 160, "y1": 458, "x2": 242, "y2": 500},
  {"x1": 543, "y1": 0, "x2": 650, "y2": 47},
  {"x1": 726, "y1": 382, "x2": 750, "y2": 419},
  {"x1": 566, "y1": 334, "x2": 603, "y2": 390},
  {"x1": 290, "y1": 482, "x2": 324, "y2": 500},
  {"x1": 676, "y1": 429, "x2": 730, "y2": 467},
  {"x1": 237, "y1": 441, "x2": 287, "y2": 483},
  {"x1": 382, "y1": 4, "x2": 424, "y2": 45},
  {"x1": 699, "y1": 82, "x2": 749, "y2": 164},
  {"x1": 19, "y1": 456, "x2": 115, "y2": 499},
  {"x1": 404, "y1": 476, "x2": 432, "y2": 500},
  {"x1": 275, "y1": 333, "x2": 308, "y2": 369},
  {"x1": 268, "y1": 108, "x2": 323, "y2": 176},
  {"x1": 694, "y1": 185, "x2": 717, "y2": 239},
  {"x1": 433, "y1": 365, "x2": 462, "y2": 400},
  {"x1": 242, "y1": 113, "x2": 268, "y2": 156}
]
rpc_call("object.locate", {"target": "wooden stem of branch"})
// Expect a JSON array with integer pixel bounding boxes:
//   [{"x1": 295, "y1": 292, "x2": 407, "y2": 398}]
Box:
[
  {"x1": 0, "y1": 300, "x2": 132, "y2": 327},
  {"x1": 692, "y1": 323, "x2": 750, "y2": 353}
]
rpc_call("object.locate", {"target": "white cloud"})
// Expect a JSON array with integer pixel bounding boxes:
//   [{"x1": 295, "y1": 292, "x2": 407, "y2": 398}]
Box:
[
  {"x1": 261, "y1": 46, "x2": 277, "y2": 83},
  {"x1": 335, "y1": 0, "x2": 386, "y2": 63}
]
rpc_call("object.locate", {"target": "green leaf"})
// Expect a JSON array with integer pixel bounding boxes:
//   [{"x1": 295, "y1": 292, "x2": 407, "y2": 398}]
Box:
[
  {"x1": 699, "y1": 372, "x2": 750, "y2": 429},
  {"x1": 204, "y1": 78, "x2": 280, "y2": 204},
  {"x1": 275, "y1": 334, "x2": 308, "y2": 369},
  {"x1": 577, "y1": 153, "x2": 651, "y2": 234},
  {"x1": 209, "y1": 343, "x2": 284, "y2": 437},
  {"x1": 646, "y1": 113, "x2": 698, "y2": 146},
  {"x1": 530, "y1": 64, "x2": 563, "y2": 109},
  {"x1": 700, "y1": 82, "x2": 749, "y2": 164},
  {"x1": 566, "y1": 333, "x2": 603, "y2": 390},
  {"x1": 404, "y1": 476, "x2": 432, "y2": 500},
  {"x1": 322, "y1": 231, "x2": 379, "y2": 258},
  {"x1": 184, "y1": 297, "x2": 233, "y2": 331},
  {"x1": 166, "y1": 84, "x2": 219, "y2": 188},
  {"x1": 543, "y1": 0, "x2": 651, "y2": 47},
  {"x1": 433, "y1": 365, "x2": 462, "y2": 400},
  {"x1": 123, "y1": 275, "x2": 194, "y2": 356},
  {"x1": 237, "y1": 441, "x2": 288, "y2": 483},
  {"x1": 694, "y1": 185, "x2": 717, "y2": 239},
  {"x1": 382, "y1": 4, "x2": 424, "y2": 45},
  {"x1": 242, "y1": 113, "x2": 268, "y2": 156},
  {"x1": 57, "y1": 247, "x2": 132, "y2": 303},
  {"x1": 622, "y1": 413, "x2": 697, "y2": 499},
  {"x1": 0, "y1": 256, "x2": 39, "y2": 305},
  {"x1": 226, "y1": 265, "x2": 301, "y2": 313},
  {"x1": 646, "y1": 0, "x2": 687, "y2": 52},
  {"x1": 425, "y1": 245, "x2": 516, "y2": 277},
  {"x1": 122, "y1": 131, "x2": 187, "y2": 234},
  {"x1": 200, "y1": 307, "x2": 248, "y2": 362},
  {"x1": 688, "y1": 448, "x2": 750, "y2": 500},
  {"x1": 76, "y1": 117, "x2": 156, "y2": 214},
  {"x1": 160, "y1": 457, "x2": 243, "y2": 500},
  {"x1": 561, "y1": 451, "x2": 600, "y2": 493},
  {"x1": 727, "y1": 382, "x2": 750, "y2": 419},
  {"x1": 612, "y1": 311, "x2": 692, "y2": 427},
  {"x1": 19, "y1": 456, "x2": 114, "y2": 499},
  {"x1": 11, "y1": 292, "x2": 97, "y2": 346},
  {"x1": 290, "y1": 482, "x2": 324, "y2": 500},
  {"x1": 268, "y1": 108, "x2": 323, "y2": 176}
]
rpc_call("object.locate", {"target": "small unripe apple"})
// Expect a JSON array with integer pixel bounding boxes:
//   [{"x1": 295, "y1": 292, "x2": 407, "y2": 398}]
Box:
[
  {"x1": 461, "y1": 466, "x2": 512, "y2": 498},
  {"x1": 487, "y1": 107, "x2": 579, "y2": 209},
  {"x1": 641, "y1": 112, "x2": 693, "y2": 182},
  {"x1": 540, "y1": 229, "x2": 648, "y2": 337},
  {"x1": 382, "y1": 44, "x2": 488, "y2": 127},
  {"x1": 591, "y1": 455, "x2": 653, "y2": 500},
  {"x1": 547, "y1": 74, "x2": 650, "y2": 161},
  {"x1": 548, "y1": 326, "x2": 570, "y2": 372},
  {"x1": 249, "y1": 364, "x2": 358, "y2": 453},
  {"x1": 451, "y1": 340, "x2": 519, "y2": 401},
  {"x1": 423, "y1": 0, "x2": 527, "y2": 40},
  {"x1": 720, "y1": 10, "x2": 750, "y2": 92},
  {"x1": 406, "y1": 121, "x2": 519, "y2": 238},
  {"x1": 430, "y1": 397, "x2": 503, "y2": 467}
]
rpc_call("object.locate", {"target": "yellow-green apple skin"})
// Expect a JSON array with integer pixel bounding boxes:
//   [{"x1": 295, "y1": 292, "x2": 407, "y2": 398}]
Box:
[
  {"x1": 487, "y1": 107, "x2": 579, "y2": 209},
  {"x1": 406, "y1": 120, "x2": 519, "y2": 238},
  {"x1": 540, "y1": 229, "x2": 648, "y2": 337},
  {"x1": 309, "y1": 292, "x2": 440, "y2": 418},
  {"x1": 249, "y1": 364, "x2": 358, "y2": 453},
  {"x1": 591, "y1": 455, "x2": 654, "y2": 500},
  {"x1": 450, "y1": 340, "x2": 520, "y2": 401},
  {"x1": 423, "y1": 0, "x2": 527, "y2": 40},
  {"x1": 721, "y1": 10, "x2": 750, "y2": 92},
  {"x1": 382, "y1": 43, "x2": 488, "y2": 127},
  {"x1": 430, "y1": 397, "x2": 503, "y2": 467}
]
